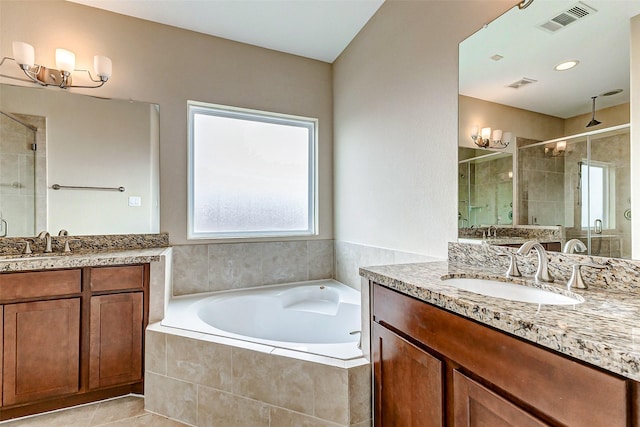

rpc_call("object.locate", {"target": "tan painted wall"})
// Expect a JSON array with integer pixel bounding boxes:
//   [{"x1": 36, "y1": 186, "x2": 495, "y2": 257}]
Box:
[
  {"x1": 459, "y1": 95, "x2": 565, "y2": 153},
  {"x1": 0, "y1": 0, "x2": 333, "y2": 244},
  {"x1": 564, "y1": 103, "x2": 630, "y2": 136},
  {"x1": 333, "y1": 0, "x2": 515, "y2": 257}
]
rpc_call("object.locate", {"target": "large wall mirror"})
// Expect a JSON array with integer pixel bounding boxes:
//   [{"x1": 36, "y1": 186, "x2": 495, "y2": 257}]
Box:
[
  {"x1": 0, "y1": 83, "x2": 160, "y2": 236},
  {"x1": 458, "y1": 0, "x2": 640, "y2": 259}
]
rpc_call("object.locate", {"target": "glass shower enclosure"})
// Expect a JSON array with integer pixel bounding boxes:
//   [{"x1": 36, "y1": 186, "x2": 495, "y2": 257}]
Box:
[
  {"x1": 458, "y1": 149, "x2": 513, "y2": 228},
  {"x1": 517, "y1": 125, "x2": 631, "y2": 258},
  {"x1": 0, "y1": 110, "x2": 38, "y2": 237}
]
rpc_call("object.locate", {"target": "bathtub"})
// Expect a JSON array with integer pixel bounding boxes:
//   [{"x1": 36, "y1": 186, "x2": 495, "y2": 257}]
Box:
[{"x1": 161, "y1": 279, "x2": 363, "y2": 360}]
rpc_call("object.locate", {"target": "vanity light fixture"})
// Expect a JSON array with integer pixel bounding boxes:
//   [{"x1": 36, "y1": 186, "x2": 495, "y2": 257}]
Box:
[
  {"x1": 471, "y1": 126, "x2": 512, "y2": 149},
  {"x1": 545, "y1": 140, "x2": 567, "y2": 157},
  {"x1": 554, "y1": 60, "x2": 579, "y2": 71},
  {"x1": 0, "y1": 41, "x2": 112, "y2": 89}
]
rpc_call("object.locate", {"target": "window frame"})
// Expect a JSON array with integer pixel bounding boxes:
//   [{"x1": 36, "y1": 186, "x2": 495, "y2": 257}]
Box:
[
  {"x1": 580, "y1": 160, "x2": 615, "y2": 230},
  {"x1": 187, "y1": 101, "x2": 318, "y2": 240}
]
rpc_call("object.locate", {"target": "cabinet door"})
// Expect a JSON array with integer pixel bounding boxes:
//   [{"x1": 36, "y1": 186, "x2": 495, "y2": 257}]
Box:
[
  {"x1": 372, "y1": 322, "x2": 443, "y2": 427},
  {"x1": 89, "y1": 292, "x2": 143, "y2": 389},
  {"x1": 453, "y1": 370, "x2": 549, "y2": 427},
  {"x1": 3, "y1": 299, "x2": 80, "y2": 406}
]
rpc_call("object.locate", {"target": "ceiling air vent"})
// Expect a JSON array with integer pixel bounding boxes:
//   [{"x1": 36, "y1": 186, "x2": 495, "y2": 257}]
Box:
[
  {"x1": 507, "y1": 78, "x2": 537, "y2": 89},
  {"x1": 538, "y1": 1, "x2": 597, "y2": 33}
]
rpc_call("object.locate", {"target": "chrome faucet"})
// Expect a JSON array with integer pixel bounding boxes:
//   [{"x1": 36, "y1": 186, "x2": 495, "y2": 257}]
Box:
[
  {"x1": 487, "y1": 225, "x2": 498, "y2": 238},
  {"x1": 563, "y1": 239, "x2": 587, "y2": 254},
  {"x1": 37, "y1": 231, "x2": 53, "y2": 253},
  {"x1": 567, "y1": 263, "x2": 606, "y2": 290},
  {"x1": 516, "y1": 241, "x2": 554, "y2": 283}
]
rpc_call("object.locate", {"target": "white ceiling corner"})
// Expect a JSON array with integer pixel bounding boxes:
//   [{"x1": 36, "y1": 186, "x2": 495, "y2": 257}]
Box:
[{"x1": 67, "y1": 0, "x2": 385, "y2": 63}]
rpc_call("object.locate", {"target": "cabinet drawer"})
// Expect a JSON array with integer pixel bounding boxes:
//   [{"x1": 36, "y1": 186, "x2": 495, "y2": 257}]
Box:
[
  {"x1": 372, "y1": 283, "x2": 629, "y2": 426},
  {"x1": 91, "y1": 265, "x2": 145, "y2": 292},
  {"x1": 0, "y1": 269, "x2": 81, "y2": 300}
]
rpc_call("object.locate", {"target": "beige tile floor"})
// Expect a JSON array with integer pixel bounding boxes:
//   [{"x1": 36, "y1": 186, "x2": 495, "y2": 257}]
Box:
[{"x1": 0, "y1": 395, "x2": 189, "y2": 427}]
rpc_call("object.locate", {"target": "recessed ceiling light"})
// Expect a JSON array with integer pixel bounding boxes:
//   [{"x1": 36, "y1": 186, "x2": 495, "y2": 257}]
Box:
[
  {"x1": 600, "y1": 89, "x2": 623, "y2": 97},
  {"x1": 490, "y1": 54, "x2": 504, "y2": 61},
  {"x1": 554, "y1": 60, "x2": 579, "y2": 71}
]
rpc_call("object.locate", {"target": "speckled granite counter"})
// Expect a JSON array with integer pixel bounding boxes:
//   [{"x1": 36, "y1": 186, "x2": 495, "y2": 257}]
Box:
[
  {"x1": 458, "y1": 237, "x2": 559, "y2": 246},
  {"x1": 0, "y1": 247, "x2": 168, "y2": 272},
  {"x1": 360, "y1": 260, "x2": 640, "y2": 382}
]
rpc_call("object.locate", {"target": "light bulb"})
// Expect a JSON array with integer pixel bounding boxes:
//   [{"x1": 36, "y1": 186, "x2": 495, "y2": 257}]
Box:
[
  {"x1": 94, "y1": 55, "x2": 112, "y2": 80},
  {"x1": 12, "y1": 41, "x2": 35, "y2": 67},
  {"x1": 55, "y1": 48, "x2": 76, "y2": 74}
]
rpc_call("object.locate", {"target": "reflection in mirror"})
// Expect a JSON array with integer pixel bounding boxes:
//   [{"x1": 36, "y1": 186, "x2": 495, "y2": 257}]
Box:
[
  {"x1": 458, "y1": 149, "x2": 513, "y2": 228},
  {"x1": 0, "y1": 84, "x2": 160, "y2": 236},
  {"x1": 518, "y1": 126, "x2": 631, "y2": 258},
  {"x1": 458, "y1": 0, "x2": 640, "y2": 259}
]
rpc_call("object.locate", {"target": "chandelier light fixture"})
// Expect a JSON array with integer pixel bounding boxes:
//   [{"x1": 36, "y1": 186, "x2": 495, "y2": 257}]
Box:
[
  {"x1": 470, "y1": 126, "x2": 512, "y2": 149},
  {"x1": 0, "y1": 41, "x2": 112, "y2": 89}
]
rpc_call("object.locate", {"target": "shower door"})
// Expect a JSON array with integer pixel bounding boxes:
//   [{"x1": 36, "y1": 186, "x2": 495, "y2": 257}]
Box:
[
  {"x1": 0, "y1": 111, "x2": 37, "y2": 237},
  {"x1": 581, "y1": 128, "x2": 631, "y2": 258},
  {"x1": 517, "y1": 125, "x2": 631, "y2": 258}
]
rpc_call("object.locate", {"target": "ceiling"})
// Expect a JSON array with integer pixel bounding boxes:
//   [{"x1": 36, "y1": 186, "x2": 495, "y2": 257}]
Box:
[
  {"x1": 68, "y1": 0, "x2": 384, "y2": 63},
  {"x1": 460, "y1": 0, "x2": 640, "y2": 119}
]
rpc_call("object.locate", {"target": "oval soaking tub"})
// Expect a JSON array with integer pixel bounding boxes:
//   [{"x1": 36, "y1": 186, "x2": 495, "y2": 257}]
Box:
[{"x1": 161, "y1": 279, "x2": 362, "y2": 360}]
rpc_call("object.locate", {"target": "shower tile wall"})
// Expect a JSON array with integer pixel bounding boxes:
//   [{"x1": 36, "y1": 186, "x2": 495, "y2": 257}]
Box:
[
  {"x1": 472, "y1": 156, "x2": 512, "y2": 226},
  {"x1": 171, "y1": 240, "x2": 334, "y2": 295},
  {"x1": 0, "y1": 113, "x2": 46, "y2": 236},
  {"x1": 517, "y1": 137, "x2": 565, "y2": 226}
]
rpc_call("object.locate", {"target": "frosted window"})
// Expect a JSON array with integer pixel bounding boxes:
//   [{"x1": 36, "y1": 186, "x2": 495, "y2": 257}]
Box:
[
  {"x1": 581, "y1": 162, "x2": 611, "y2": 229},
  {"x1": 188, "y1": 102, "x2": 316, "y2": 239}
]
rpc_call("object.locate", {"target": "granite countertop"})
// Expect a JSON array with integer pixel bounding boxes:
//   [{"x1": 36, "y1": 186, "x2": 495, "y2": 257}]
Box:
[
  {"x1": 0, "y1": 247, "x2": 169, "y2": 272},
  {"x1": 458, "y1": 237, "x2": 559, "y2": 246},
  {"x1": 361, "y1": 261, "x2": 640, "y2": 382}
]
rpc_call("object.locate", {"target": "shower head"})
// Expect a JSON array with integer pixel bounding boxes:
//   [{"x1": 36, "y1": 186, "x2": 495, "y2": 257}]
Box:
[{"x1": 586, "y1": 96, "x2": 601, "y2": 128}]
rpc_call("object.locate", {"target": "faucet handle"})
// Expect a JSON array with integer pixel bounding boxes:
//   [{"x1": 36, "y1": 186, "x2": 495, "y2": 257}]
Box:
[
  {"x1": 19, "y1": 239, "x2": 33, "y2": 255},
  {"x1": 567, "y1": 263, "x2": 606, "y2": 290},
  {"x1": 498, "y1": 252, "x2": 521, "y2": 278},
  {"x1": 63, "y1": 239, "x2": 81, "y2": 253}
]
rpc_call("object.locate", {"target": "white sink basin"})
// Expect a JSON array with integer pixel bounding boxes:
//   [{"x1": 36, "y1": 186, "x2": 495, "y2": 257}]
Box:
[{"x1": 442, "y1": 277, "x2": 583, "y2": 305}]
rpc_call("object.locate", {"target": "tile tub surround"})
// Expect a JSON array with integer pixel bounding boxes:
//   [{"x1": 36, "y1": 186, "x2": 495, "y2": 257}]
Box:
[
  {"x1": 360, "y1": 256, "x2": 640, "y2": 382},
  {"x1": 0, "y1": 232, "x2": 169, "y2": 257},
  {"x1": 171, "y1": 240, "x2": 334, "y2": 295},
  {"x1": 335, "y1": 240, "x2": 438, "y2": 290},
  {"x1": 145, "y1": 324, "x2": 372, "y2": 427}
]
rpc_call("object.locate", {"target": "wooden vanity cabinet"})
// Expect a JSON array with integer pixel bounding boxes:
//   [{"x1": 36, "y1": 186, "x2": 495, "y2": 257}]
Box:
[
  {"x1": 372, "y1": 322, "x2": 443, "y2": 426},
  {"x1": 89, "y1": 292, "x2": 143, "y2": 389},
  {"x1": 0, "y1": 264, "x2": 149, "y2": 421},
  {"x1": 371, "y1": 283, "x2": 635, "y2": 427},
  {"x1": 3, "y1": 298, "x2": 81, "y2": 406}
]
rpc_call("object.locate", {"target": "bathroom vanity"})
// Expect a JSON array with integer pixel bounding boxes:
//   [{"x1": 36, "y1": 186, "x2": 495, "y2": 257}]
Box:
[
  {"x1": 0, "y1": 248, "x2": 165, "y2": 420},
  {"x1": 362, "y1": 255, "x2": 640, "y2": 426}
]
